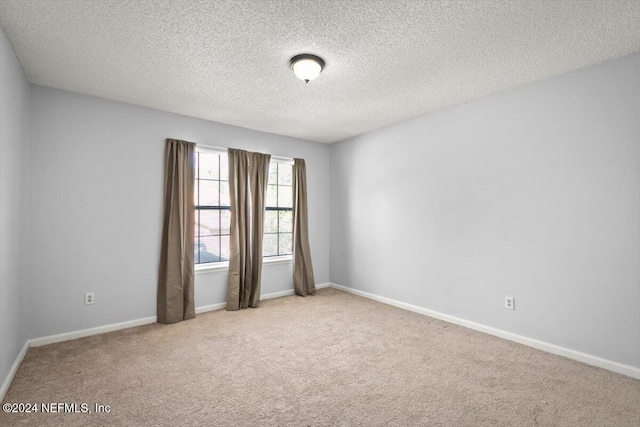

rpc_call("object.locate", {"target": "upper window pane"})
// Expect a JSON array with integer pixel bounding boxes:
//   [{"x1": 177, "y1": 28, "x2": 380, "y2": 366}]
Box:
[
  {"x1": 220, "y1": 154, "x2": 229, "y2": 181},
  {"x1": 220, "y1": 181, "x2": 230, "y2": 207},
  {"x1": 278, "y1": 186, "x2": 292, "y2": 208},
  {"x1": 268, "y1": 163, "x2": 278, "y2": 185},
  {"x1": 278, "y1": 163, "x2": 292, "y2": 186},
  {"x1": 198, "y1": 180, "x2": 219, "y2": 206},
  {"x1": 199, "y1": 152, "x2": 219, "y2": 180},
  {"x1": 266, "y1": 184, "x2": 278, "y2": 207}
]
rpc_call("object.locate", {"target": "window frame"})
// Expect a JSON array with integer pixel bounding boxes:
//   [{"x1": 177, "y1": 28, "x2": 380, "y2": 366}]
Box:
[
  {"x1": 194, "y1": 147, "x2": 294, "y2": 273},
  {"x1": 194, "y1": 149, "x2": 231, "y2": 266},
  {"x1": 264, "y1": 161, "x2": 294, "y2": 258}
]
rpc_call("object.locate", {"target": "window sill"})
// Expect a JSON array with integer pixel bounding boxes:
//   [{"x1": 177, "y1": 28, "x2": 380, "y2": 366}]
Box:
[
  {"x1": 195, "y1": 261, "x2": 229, "y2": 273},
  {"x1": 195, "y1": 256, "x2": 292, "y2": 274}
]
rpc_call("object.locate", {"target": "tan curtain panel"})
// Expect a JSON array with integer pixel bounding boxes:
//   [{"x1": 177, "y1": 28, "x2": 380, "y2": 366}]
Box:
[
  {"x1": 227, "y1": 149, "x2": 271, "y2": 310},
  {"x1": 292, "y1": 158, "x2": 316, "y2": 296},
  {"x1": 157, "y1": 139, "x2": 196, "y2": 324}
]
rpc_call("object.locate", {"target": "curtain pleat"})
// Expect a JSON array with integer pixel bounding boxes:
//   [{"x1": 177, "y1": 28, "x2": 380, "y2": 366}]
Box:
[
  {"x1": 157, "y1": 138, "x2": 196, "y2": 323},
  {"x1": 227, "y1": 148, "x2": 271, "y2": 310},
  {"x1": 227, "y1": 149, "x2": 249, "y2": 311},
  {"x1": 292, "y1": 158, "x2": 316, "y2": 296},
  {"x1": 247, "y1": 152, "x2": 271, "y2": 307}
]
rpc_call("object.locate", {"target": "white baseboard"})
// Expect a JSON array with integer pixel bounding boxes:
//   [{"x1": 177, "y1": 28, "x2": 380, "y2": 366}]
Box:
[
  {"x1": 0, "y1": 341, "x2": 29, "y2": 402},
  {"x1": 29, "y1": 284, "x2": 333, "y2": 347},
  {"x1": 262, "y1": 289, "x2": 295, "y2": 300},
  {"x1": 259, "y1": 282, "x2": 331, "y2": 300},
  {"x1": 195, "y1": 283, "x2": 330, "y2": 313},
  {"x1": 0, "y1": 281, "x2": 375, "y2": 401},
  {"x1": 30, "y1": 316, "x2": 158, "y2": 347},
  {"x1": 195, "y1": 302, "x2": 226, "y2": 314},
  {"x1": 328, "y1": 283, "x2": 640, "y2": 379}
]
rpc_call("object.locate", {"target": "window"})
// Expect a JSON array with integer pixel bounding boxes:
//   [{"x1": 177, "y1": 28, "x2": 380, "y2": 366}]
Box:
[
  {"x1": 264, "y1": 162, "x2": 293, "y2": 257},
  {"x1": 194, "y1": 151, "x2": 230, "y2": 264},
  {"x1": 194, "y1": 151, "x2": 293, "y2": 265}
]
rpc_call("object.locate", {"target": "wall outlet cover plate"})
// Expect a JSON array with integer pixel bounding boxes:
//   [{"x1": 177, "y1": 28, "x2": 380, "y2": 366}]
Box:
[{"x1": 505, "y1": 296, "x2": 515, "y2": 310}]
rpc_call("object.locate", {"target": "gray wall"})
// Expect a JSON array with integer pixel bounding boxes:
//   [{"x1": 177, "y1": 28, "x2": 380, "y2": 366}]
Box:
[
  {"x1": 330, "y1": 53, "x2": 640, "y2": 368},
  {"x1": 28, "y1": 86, "x2": 330, "y2": 339},
  {"x1": 0, "y1": 27, "x2": 30, "y2": 387}
]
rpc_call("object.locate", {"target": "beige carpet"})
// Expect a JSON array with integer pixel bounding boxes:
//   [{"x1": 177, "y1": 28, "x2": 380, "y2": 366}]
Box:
[{"x1": 1, "y1": 288, "x2": 638, "y2": 426}]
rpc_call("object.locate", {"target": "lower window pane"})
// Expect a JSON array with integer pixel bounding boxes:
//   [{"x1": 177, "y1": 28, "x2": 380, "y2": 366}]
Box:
[
  {"x1": 220, "y1": 235, "x2": 230, "y2": 262},
  {"x1": 279, "y1": 233, "x2": 292, "y2": 255},
  {"x1": 199, "y1": 210, "x2": 220, "y2": 236},
  {"x1": 220, "y1": 210, "x2": 231, "y2": 235},
  {"x1": 195, "y1": 211, "x2": 201, "y2": 238},
  {"x1": 279, "y1": 210, "x2": 292, "y2": 233},
  {"x1": 263, "y1": 234, "x2": 278, "y2": 257},
  {"x1": 200, "y1": 235, "x2": 221, "y2": 263},
  {"x1": 264, "y1": 211, "x2": 278, "y2": 233}
]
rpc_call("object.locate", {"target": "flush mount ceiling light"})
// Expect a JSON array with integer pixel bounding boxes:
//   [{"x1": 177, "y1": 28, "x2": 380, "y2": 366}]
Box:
[{"x1": 290, "y1": 54, "x2": 325, "y2": 83}]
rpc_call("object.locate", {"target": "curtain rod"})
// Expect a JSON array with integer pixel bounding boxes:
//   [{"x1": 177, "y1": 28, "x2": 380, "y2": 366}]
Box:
[{"x1": 195, "y1": 143, "x2": 294, "y2": 163}]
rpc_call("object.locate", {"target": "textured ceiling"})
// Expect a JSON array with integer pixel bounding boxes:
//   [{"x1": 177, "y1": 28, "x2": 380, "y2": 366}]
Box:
[{"x1": 1, "y1": 1, "x2": 639, "y2": 144}]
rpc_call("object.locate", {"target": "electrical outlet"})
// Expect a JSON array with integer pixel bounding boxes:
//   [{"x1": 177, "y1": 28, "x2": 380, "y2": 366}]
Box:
[
  {"x1": 85, "y1": 292, "x2": 95, "y2": 305},
  {"x1": 505, "y1": 296, "x2": 515, "y2": 310}
]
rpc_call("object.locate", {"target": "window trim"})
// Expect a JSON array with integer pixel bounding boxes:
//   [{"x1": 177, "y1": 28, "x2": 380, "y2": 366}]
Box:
[
  {"x1": 195, "y1": 145, "x2": 293, "y2": 165},
  {"x1": 195, "y1": 255, "x2": 292, "y2": 274},
  {"x1": 264, "y1": 162, "x2": 293, "y2": 257},
  {"x1": 194, "y1": 146, "x2": 294, "y2": 268},
  {"x1": 194, "y1": 150, "x2": 230, "y2": 265}
]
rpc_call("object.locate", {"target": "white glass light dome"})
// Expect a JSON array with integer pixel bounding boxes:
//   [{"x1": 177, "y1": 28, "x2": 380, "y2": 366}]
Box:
[{"x1": 290, "y1": 54, "x2": 325, "y2": 83}]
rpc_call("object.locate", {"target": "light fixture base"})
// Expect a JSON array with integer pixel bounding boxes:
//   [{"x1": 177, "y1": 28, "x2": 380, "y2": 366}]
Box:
[{"x1": 290, "y1": 54, "x2": 325, "y2": 70}]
